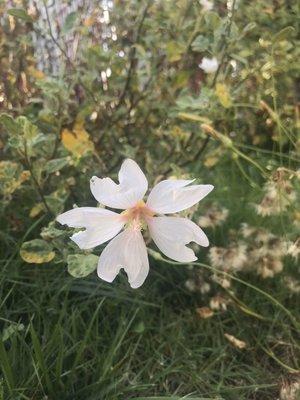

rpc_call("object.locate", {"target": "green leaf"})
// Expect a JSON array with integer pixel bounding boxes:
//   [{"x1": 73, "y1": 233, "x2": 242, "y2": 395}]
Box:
[
  {"x1": 41, "y1": 222, "x2": 65, "y2": 240},
  {"x1": 67, "y1": 254, "x2": 98, "y2": 278},
  {"x1": 133, "y1": 321, "x2": 145, "y2": 334},
  {"x1": 45, "y1": 157, "x2": 70, "y2": 174},
  {"x1": 214, "y1": 18, "x2": 229, "y2": 43},
  {"x1": 204, "y1": 12, "x2": 221, "y2": 30},
  {"x1": 273, "y1": 26, "x2": 295, "y2": 43},
  {"x1": 20, "y1": 239, "x2": 55, "y2": 264},
  {"x1": 176, "y1": 88, "x2": 212, "y2": 111},
  {"x1": 7, "y1": 8, "x2": 33, "y2": 22},
  {"x1": 7, "y1": 135, "x2": 23, "y2": 149},
  {"x1": 243, "y1": 22, "x2": 257, "y2": 33},
  {"x1": 17, "y1": 116, "x2": 38, "y2": 140},
  {"x1": 45, "y1": 187, "x2": 69, "y2": 214},
  {"x1": 61, "y1": 12, "x2": 78, "y2": 34},
  {"x1": 2, "y1": 323, "x2": 25, "y2": 341},
  {"x1": 31, "y1": 133, "x2": 56, "y2": 158},
  {"x1": 0, "y1": 114, "x2": 41, "y2": 152},
  {"x1": 0, "y1": 113, "x2": 20, "y2": 135},
  {"x1": 191, "y1": 35, "x2": 210, "y2": 52}
]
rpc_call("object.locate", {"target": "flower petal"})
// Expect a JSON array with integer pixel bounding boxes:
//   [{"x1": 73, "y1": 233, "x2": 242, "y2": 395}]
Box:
[
  {"x1": 146, "y1": 179, "x2": 214, "y2": 214},
  {"x1": 147, "y1": 216, "x2": 209, "y2": 262},
  {"x1": 97, "y1": 228, "x2": 149, "y2": 288},
  {"x1": 56, "y1": 207, "x2": 124, "y2": 249},
  {"x1": 90, "y1": 159, "x2": 148, "y2": 209}
]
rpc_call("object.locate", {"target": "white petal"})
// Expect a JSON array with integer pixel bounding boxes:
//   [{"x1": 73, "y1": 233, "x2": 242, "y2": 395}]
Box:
[
  {"x1": 199, "y1": 57, "x2": 218, "y2": 73},
  {"x1": 97, "y1": 228, "x2": 149, "y2": 288},
  {"x1": 57, "y1": 207, "x2": 118, "y2": 227},
  {"x1": 146, "y1": 179, "x2": 214, "y2": 214},
  {"x1": 118, "y1": 159, "x2": 148, "y2": 195},
  {"x1": 90, "y1": 159, "x2": 148, "y2": 209},
  {"x1": 56, "y1": 207, "x2": 124, "y2": 249},
  {"x1": 148, "y1": 216, "x2": 209, "y2": 263}
]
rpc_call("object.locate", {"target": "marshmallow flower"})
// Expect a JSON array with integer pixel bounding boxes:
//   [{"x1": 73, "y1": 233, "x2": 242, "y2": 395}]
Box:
[
  {"x1": 199, "y1": 57, "x2": 219, "y2": 74},
  {"x1": 57, "y1": 159, "x2": 214, "y2": 288}
]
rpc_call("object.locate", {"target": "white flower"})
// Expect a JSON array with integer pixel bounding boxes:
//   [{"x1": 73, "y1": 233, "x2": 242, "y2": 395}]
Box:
[
  {"x1": 57, "y1": 159, "x2": 214, "y2": 288},
  {"x1": 199, "y1": 57, "x2": 219, "y2": 74},
  {"x1": 199, "y1": 0, "x2": 213, "y2": 12}
]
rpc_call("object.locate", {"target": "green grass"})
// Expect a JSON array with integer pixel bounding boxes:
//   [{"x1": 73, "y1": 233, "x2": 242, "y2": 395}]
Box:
[
  {"x1": 1, "y1": 257, "x2": 299, "y2": 399},
  {"x1": 1, "y1": 159, "x2": 299, "y2": 400}
]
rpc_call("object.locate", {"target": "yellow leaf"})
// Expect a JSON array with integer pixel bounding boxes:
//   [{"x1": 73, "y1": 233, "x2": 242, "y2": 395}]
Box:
[
  {"x1": 0, "y1": 161, "x2": 30, "y2": 196},
  {"x1": 29, "y1": 202, "x2": 44, "y2": 218},
  {"x1": 61, "y1": 120, "x2": 94, "y2": 157},
  {"x1": 20, "y1": 239, "x2": 55, "y2": 264},
  {"x1": 216, "y1": 83, "x2": 232, "y2": 108},
  {"x1": 166, "y1": 41, "x2": 185, "y2": 62}
]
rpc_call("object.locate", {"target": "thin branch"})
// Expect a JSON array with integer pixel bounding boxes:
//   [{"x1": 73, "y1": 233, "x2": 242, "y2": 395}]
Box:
[
  {"x1": 42, "y1": 0, "x2": 70, "y2": 63},
  {"x1": 211, "y1": 0, "x2": 237, "y2": 87},
  {"x1": 115, "y1": 0, "x2": 151, "y2": 109},
  {"x1": 41, "y1": 0, "x2": 98, "y2": 103},
  {"x1": 23, "y1": 142, "x2": 53, "y2": 216}
]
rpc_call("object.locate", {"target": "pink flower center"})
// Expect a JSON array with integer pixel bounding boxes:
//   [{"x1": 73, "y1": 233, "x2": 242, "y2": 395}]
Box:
[{"x1": 122, "y1": 200, "x2": 154, "y2": 231}]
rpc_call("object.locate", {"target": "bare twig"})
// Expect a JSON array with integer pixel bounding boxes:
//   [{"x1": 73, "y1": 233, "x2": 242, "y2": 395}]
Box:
[{"x1": 42, "y1": 0, "x2": 70, "y2": 63}]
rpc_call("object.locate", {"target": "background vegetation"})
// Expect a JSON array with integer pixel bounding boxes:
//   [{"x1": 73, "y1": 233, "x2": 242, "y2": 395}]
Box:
[{"x1": 0, "y1": 0, "x2": 299, "y2": 399}]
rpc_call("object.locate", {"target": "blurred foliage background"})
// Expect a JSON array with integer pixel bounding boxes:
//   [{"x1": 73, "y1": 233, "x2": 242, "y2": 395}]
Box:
[{"x1": 0, "y1": 0, "x2": 299, "y2": 399}]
